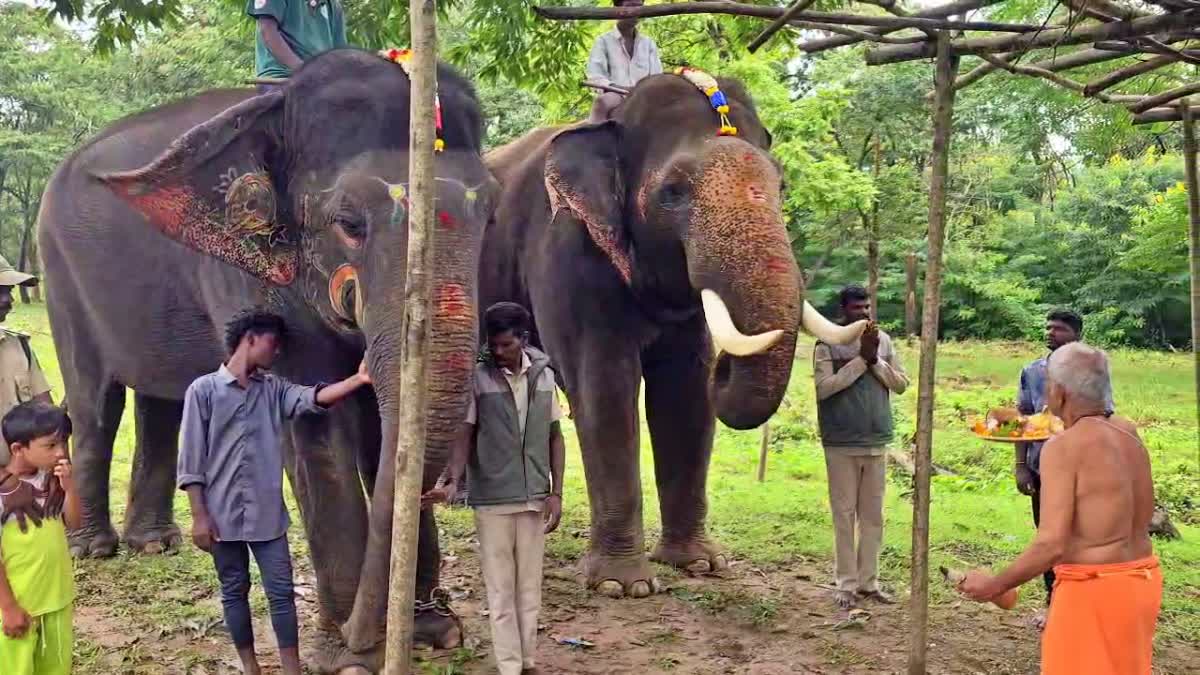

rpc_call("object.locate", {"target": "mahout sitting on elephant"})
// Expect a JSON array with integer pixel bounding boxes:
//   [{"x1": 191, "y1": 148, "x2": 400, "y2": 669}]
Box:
[
  {"x1": 482, "y1": 68, "x2": 864, "y2": 598},
  {"x1": 38, "y1": 48, "x2": 498, "y2": 672}
]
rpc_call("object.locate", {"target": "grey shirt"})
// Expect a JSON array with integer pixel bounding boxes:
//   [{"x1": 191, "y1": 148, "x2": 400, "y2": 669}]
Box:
[
  {"x1": 585, "y1": 28, "x2": 663, "y2": 89},
  {"x1": 177, "y1": 365, "x2": 325, "y2": 542}
]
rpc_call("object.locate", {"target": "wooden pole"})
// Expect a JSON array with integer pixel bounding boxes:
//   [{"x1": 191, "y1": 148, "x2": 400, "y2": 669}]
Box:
[
  {"x1": 1130, "y1": 81, "x2": 1200, "y2": 113},
  {"x1": 747, "y1": 0, "x2": 819, "y2": 53},
  {"x1": 909, "y1": 32, "x2": 957, "y2": 675},
  {"x1": 868, "y1": 134, "x2": 882, "y2": 322},
  {"x1": 757, "y1": 423, "x2": 770, "y2": 482},
  {"x1": 1180, "y1": 101, "x2": 1200, "y2": 469},
  {"x1": 905, "y1": 252, "x2": 918, "y2": 337},
  {"x1": 383, "y1": 0, "x2": 438, "y2": 671},
  {"x1": 796, "y1": 0, "x2": 1002, "y2": 54}
]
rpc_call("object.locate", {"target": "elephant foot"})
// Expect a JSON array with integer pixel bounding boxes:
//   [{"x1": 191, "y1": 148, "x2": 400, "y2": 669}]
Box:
[
  {"x1": 413, "y1": 589, "x2": 464, "y2": 649},
  {"x1": 311, "y1": 625, "x2": 381, "y2": 674},
  {"x1": 651, "y1": 538, "x2": 728, "y2": 575},
  {"x1": 123, "y1": 524, "x2": 183, "y2": 555},
  {"x1": 68, "y1": 525, "x2": 119, "y2": 558},
  {"x1": 579, "y1": 550, "x2": 662, "y2": 599}
]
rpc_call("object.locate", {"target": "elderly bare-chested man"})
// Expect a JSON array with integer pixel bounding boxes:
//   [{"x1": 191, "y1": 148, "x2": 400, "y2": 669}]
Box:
[{"x1": 960, "y1": 342, "x2": 1162, "y2": 675}]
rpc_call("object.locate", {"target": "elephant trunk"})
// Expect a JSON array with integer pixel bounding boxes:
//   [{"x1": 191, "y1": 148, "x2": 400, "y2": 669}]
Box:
[
  {"x1": 687, "y1": 139, "x2": 802, "y2": 430},
  {"x1": 342, "y1": 204, "x2": 481, "y2": 653}
]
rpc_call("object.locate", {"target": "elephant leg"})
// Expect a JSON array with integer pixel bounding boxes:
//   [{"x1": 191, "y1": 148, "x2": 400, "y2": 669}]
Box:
[
  {"x1": 413, "y1": 508, "x2": 463, "y2": 649},
  {"x1": 643, "y1": 322, "x2": 727, "y2": 575},
  {"x1": 283, "y1": 401, "x2": 371, "y2": 673},
  {"x1": 66, "y1": 380, "x2": 125, "y2": 558},
  {"x1": 553, "y1": 338, "x2": 656, "y2": 599},
  {"x1": 123, "y1": 394, "x2": 184, "y2": 554}
]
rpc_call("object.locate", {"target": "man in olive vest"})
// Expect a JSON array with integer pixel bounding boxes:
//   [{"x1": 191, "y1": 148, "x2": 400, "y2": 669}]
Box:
[
  {"x1": 422, "y1": 302, "x2": 565, "y2": 675},
  {"x1": 814, "y1": 285, "x2": 908, "y2": 610}
]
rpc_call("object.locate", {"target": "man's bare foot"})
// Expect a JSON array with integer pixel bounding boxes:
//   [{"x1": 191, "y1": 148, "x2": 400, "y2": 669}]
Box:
[
  {"x1": 1032, "y1": 608, "x2": 1047, "y2": 631},
  {"x1": 834, "y1": 590, "x2": 857, "y2": 609},
  {"x1": 858, "y1": 589, "x2": 895, "y2": 604}
]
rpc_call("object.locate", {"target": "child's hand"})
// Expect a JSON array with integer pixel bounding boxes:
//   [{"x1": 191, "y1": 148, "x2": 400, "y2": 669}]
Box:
[
  {"x1": 53, "y1": 459, "x2": 74, "y2": 493},
  {"x1": 1, "y1": 602, "x2": 31, "y2": 638}
]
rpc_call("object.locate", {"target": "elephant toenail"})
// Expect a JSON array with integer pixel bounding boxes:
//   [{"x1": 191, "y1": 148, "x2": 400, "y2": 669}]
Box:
[
  {"x1": 651, "y1": 578, "x2": 666, "y2": 594},
  {"x1": 687, "y1": 559, "x2": 712, "y2": 574},
  {"x1": 630, "y1": 581, "x2": 652, "y2": 598},
  {"x1": 142, "y1": 541, "x2": 165, "y2": 555},
  {"x1": 713, "y1": 555, "x2": 729, "y2": 570},
  {"x1": 597, "y1": 580, "x2": 625, "y2": 598}
]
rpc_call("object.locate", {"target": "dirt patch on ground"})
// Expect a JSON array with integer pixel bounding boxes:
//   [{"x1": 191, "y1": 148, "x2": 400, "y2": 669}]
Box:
[{"x1": 75, "y1": 546, "x2": 1199, "y2": 675}]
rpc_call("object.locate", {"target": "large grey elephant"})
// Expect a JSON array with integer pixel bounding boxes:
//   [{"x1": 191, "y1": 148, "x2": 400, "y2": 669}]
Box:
[
  {"x1": 38, "y1": 49, "x2": 496, "y2": 671},
  {"x1": 480, "y1": 72, "x2": 862, "y2": 597}
]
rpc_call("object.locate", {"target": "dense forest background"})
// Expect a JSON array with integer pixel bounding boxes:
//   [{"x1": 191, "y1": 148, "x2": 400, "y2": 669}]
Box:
[{"x1": 1, "y1": 0, "x2": 1192, "y2": 348}]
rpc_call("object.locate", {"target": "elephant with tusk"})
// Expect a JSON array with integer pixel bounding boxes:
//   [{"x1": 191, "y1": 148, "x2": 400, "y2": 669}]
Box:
[
  {"x1": 480, "y1": 71, "x2": 865, "y2": 599},
  {"x1": 38, "y1": 49, "x2": 498, "y2": 672}
]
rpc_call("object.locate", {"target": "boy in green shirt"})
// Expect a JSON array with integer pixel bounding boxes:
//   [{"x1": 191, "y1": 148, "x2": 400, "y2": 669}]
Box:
[
  {"x1": 0, "y1": 401, "x2": 79, "y2": 675},
  {"x1": 248, "y1": 0, "x2": 348, "y2": 86}
]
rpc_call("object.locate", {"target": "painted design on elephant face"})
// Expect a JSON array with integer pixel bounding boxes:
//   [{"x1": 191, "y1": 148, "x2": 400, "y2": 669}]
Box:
[
  {"x1": 328, "y1": 263, "x2": 364, "y2": 326},
  {"x1": 434, "y1": 283, "x2": 472, "y2": 326},
  {"x1": 104, "y1": 174, "x2": 298, "y2": 285},
  {"x1": 224, "y1": 172, "x2": 284, "y2": 245}
]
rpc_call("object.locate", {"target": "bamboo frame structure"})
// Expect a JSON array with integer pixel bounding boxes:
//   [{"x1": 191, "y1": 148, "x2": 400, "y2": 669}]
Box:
[{"x1": 535, "y1": 1, "x2": 1200, "y2": 672}]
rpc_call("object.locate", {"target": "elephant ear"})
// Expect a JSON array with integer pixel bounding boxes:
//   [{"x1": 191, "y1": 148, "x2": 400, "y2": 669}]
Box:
[
  {"x1": 544, "y1": 121, "x2": 631, "y2": 284},
  {"x1": 95, "y1": 91, "x2": 298, "y2": 285}
]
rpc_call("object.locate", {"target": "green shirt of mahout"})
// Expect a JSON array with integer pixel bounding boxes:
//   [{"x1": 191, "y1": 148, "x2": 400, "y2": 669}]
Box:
[{"x1": 247, "y1": 0, "x2": 348, "y2": 78}]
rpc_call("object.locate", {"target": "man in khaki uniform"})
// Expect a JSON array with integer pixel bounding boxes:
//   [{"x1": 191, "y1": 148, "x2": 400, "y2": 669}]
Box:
[{"x1": 0, "y1": 255, "x2": 53, "y2": 466}]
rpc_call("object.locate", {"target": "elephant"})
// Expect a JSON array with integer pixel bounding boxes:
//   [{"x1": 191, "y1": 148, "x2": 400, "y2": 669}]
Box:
[
  {"x1": 37, "y1": 48, "x2": 497, "y2": 672},
  {"x1": 480, "y1": 71, "x2": 863, "y2": 598}
]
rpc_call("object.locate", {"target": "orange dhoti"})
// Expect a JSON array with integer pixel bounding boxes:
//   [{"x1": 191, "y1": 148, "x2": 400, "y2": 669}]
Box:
[{"x1": 1042, "y1": 556, "x2": 1163, "y2": 675}]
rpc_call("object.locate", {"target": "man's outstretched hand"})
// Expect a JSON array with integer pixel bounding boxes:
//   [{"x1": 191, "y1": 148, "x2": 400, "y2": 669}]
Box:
[{"x1": 421, "y1": 481, "x2": 457, "y2": 509}]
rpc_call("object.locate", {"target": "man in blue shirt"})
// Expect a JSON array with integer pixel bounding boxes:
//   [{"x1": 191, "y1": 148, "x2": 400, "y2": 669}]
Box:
[
  {"x1": 1015, "y1": 309, "x2": 1113, "y2": 626},
  {"x1": 178, "y1": 309, "x2": 370, "y2": 675}
]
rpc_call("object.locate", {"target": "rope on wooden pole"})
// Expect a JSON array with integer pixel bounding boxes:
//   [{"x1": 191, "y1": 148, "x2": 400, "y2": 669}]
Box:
[
  {"x1": 1180, "y1": 101, "x2": 1200, "y2": 471},
  {"x1": 908, "y1": 31, "x2": 958, "y2": 675},
  {"x1": 383, "y1": 0, "x2": 438, "y2": 671}
]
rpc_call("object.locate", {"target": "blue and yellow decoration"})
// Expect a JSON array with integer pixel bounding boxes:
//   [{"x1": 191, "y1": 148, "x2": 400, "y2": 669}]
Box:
[{"x1": 674, "y1": 67, "x2": 737, "y2": 137}]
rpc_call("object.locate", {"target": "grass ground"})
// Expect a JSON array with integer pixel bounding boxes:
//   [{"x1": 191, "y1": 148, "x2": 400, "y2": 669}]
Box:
[{"x1": 6, "y1": 302, "x2": 1197, "y2": 673}]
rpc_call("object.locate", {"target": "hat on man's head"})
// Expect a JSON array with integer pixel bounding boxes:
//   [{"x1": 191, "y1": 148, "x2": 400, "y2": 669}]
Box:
[{"x1": 0, "y1": 255, "x2": 36, "y2": 288}]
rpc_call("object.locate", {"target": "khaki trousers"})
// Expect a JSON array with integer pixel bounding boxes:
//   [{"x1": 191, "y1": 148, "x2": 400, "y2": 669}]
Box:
[
  {"x1": 475, "y1": 509, "x2": 546, "y2": 675},
  {"x1": 823, "y1": 450, "x2": 886, "y2": 593}
]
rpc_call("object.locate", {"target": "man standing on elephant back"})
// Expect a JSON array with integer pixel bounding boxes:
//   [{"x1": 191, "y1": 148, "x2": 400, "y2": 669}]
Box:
[
  {"x1": 422, "y1": 302, "x2": 566, "y2": 675},
  {"x1": 247, "y1": 0, "x2": 347, "y2": 91},
  {"x1": 177, "y1": 309, "x2": 372, "y2": 675},
  {"x1": 813, "y1": 285, "x2": 908, "y2": 610},
  {"x1": 0, "y1": 255, "x2": 52, "y2": 469}
]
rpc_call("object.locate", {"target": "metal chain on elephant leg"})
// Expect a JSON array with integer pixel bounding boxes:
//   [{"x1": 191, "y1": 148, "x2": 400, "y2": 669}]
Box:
[{"x1": 412, "y1": 587, "x2": 464, "y2": 649}]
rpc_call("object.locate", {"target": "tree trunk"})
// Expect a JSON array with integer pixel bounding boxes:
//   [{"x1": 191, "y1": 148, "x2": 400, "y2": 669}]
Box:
[
  {"x1": 1181, "y1": 102, "x2": 1200, "y2": 466},
  {"x1": 384, "y1": 0, "x2": 438, "y2": 671},
  {"x1": 17, "y1": 176, "x2": 35, "y2": 305},
  {"x1": 868, "y1": 134, "x2": 882, "y2": 321},
  {"x1": 905, "y1": 252, "x2": 918, "y2": 336},
  {"x1": 909, "y1": 34, "x2": 958, "y2": 675}
]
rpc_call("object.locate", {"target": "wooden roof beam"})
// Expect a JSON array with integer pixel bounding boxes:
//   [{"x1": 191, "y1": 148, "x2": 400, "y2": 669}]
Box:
[
  {"x1": 866, "y1": 9, "x2": 1200, "y2": 64},
  {"x1": 1129, "y1": 80, "x2": 1200, "y2": 112},
  {"x1": 534, "y1": 2, "x2": 1046, "y2": 33},
  {"x1": 797, "y1": 0, "x2": 1004, "y2": 54},
  {"x1": 1084, "y1": 54, "x2": 1178, "y2": 95}
]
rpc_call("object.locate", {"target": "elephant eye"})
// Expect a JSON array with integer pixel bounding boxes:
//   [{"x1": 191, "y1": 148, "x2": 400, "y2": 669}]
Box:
[
  {"x1": 659, "y1": 179, "x2": 692, "y2": 210},
  {"x1": 333, "y1": 212, "x2": 367, "y2": 243}
]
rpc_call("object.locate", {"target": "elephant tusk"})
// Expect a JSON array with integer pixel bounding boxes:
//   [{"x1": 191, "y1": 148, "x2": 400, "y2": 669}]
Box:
[
  {"x1": 700, "y1": 289, "x2": 784, "y2": 357},
  {"x1": 801, "y1": 300, "x2": 867, "y2": 345}
]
